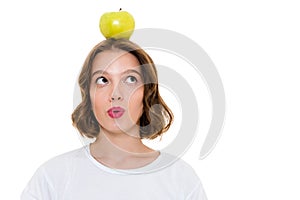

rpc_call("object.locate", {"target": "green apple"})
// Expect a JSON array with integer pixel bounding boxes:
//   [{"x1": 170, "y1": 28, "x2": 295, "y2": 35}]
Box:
[{"x1": 99, "y1": 9, "x2": 135, "y2": 39}]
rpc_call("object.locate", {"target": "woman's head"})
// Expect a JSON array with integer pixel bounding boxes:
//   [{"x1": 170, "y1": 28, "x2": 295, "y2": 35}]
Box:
[{"x1": 72, "y1": 38, "x2": 173, "y2": 139}]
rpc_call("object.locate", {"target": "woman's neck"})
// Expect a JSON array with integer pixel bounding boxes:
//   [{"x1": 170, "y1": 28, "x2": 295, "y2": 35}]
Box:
[
  {"x1": 94, "y1": 129, "x2": 153, "y2": 155},
  {"x1": 89, "y1": 128, "x2": 160, "y2": 169}
]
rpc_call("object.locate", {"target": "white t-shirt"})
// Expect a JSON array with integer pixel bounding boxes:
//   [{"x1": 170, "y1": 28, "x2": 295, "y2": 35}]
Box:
[{"x1": 21, "y1": 145, "x2": 207, "y2": 200}]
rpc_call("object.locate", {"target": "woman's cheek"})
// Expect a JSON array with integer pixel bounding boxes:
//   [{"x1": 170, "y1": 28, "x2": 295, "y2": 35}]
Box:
[
  {"x1": 128, "y1": 88, "x2": 144, "y2": 122},
  {"x1": 91, "y1": 90, "x2": 107, "y2": 119}
]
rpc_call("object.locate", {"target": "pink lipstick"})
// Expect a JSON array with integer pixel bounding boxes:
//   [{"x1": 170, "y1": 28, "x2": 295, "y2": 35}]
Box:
[{"x1": 107, "y1": 107, "x2": 125, "y2": 119}]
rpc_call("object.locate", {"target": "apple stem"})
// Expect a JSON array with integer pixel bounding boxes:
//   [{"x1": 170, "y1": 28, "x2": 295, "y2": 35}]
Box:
[{"x1": 119, "y1": 8, "x2": 122, "y2": 11}]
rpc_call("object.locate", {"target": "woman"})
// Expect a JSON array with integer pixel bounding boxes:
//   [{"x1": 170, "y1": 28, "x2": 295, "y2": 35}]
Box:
[{"x1": 21, "y1": 38, "x2": 207, "y2": 199}]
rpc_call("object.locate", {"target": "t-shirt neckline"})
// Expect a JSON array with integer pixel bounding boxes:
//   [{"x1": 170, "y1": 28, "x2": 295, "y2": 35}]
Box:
[{"x1": 84, "y1": 144, "x2": 163, "y2": 175}]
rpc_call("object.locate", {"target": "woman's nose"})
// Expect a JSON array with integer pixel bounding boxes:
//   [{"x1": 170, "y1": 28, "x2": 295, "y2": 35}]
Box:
[
  {"x1": 110, "y1": 83, "x2": 123, "y2": 102},
  {"x1": 111, "y1": 96, "x2": 122, "y2": 101}
]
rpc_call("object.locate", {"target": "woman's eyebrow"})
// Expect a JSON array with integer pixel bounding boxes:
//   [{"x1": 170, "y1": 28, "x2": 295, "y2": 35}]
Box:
[
  {"x1": 92, "y1": 69, "x2": 142, "y2": 78},
  {"x1": 92, "y1": 69, "x2": 107, "y2": 78},
  {"x1": 121, "y1": 69, "x2": 142, "y2": 77}
]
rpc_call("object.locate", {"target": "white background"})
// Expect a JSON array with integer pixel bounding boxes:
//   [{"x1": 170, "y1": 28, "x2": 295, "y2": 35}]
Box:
[{"x1": 0, "y1": 0, "x2": 299, "y2": 199}]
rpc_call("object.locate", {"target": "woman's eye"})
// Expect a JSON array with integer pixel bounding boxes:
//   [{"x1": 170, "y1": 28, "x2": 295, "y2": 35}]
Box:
[
  {"x1": 96, "y1": 77, "x2": 108, "y2": 85},
  {"x1": 125, "y1": 76, "x2": 137, "y2": 84}
]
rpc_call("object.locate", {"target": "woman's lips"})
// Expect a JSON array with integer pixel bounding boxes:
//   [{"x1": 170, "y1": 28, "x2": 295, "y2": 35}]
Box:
[{"x1": 107, "y1": 107, "x2": 125, "y2": 119}]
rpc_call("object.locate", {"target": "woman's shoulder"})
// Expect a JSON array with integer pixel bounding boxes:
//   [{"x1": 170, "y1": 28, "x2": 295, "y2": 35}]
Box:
[
  {"x1": 48, "y1": 146, "x2": 86, "y2": 161},
  {"x1": 149, "y1": 151, "x2": 200, "y2": 181},
  {"x1": 36, "y1": 146, "x2": 88, "y2": 175},
  {"x1": 22, "y1": 146, "x2": 90, "y2": 199},
  {"x1": 158, "y1": 152, "x2": 197, "y2": 171}
]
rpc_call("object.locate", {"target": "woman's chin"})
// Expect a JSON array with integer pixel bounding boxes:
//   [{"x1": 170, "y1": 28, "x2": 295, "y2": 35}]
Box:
[{"x1": 101, "y1": 123, "x2": 140, "y2": 138}]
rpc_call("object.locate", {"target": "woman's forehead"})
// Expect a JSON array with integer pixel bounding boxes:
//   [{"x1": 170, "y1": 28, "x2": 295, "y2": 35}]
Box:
[{"x1": 92, "y1": 50, "x2": 141, "y2": 74}]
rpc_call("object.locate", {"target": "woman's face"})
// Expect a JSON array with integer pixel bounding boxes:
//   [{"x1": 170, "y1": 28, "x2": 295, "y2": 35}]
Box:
[{"x1": 90, "y1": 50, "x2": 144, "y2": 136}]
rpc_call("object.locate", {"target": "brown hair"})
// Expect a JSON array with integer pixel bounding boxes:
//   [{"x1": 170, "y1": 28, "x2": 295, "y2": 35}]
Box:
[{"x1": 72, "y1": 38, "x2": 173, "y2": 139}]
